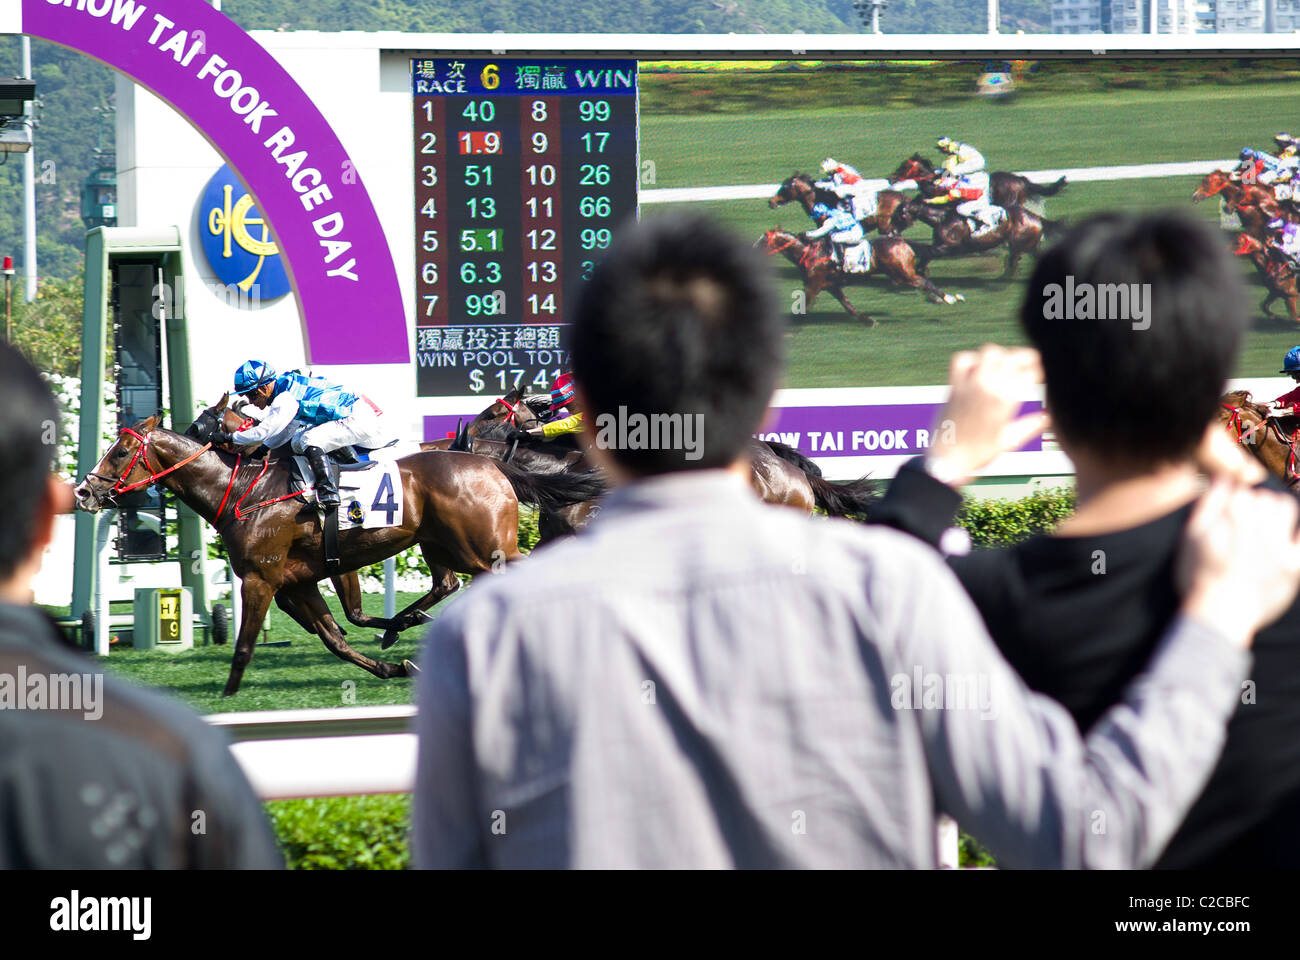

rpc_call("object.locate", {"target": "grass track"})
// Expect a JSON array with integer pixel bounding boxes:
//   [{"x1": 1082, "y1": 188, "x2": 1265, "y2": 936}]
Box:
[
  {"x1": 94, "y1": 590, "x2": 443, "y2": 713},
  {"x1": 640, "y1": 81, "x2": 1300, "y2": 387}
]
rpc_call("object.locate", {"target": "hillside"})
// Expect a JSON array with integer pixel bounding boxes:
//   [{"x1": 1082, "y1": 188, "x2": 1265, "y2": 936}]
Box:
[{"x1": 0, "y1": 0, "x2": 1050, "y2": 287}]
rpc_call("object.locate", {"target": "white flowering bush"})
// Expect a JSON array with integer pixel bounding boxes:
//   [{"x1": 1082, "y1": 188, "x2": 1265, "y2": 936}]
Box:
[{"x1": 41, "y1": 373, "x2": 117, "y2": 479}]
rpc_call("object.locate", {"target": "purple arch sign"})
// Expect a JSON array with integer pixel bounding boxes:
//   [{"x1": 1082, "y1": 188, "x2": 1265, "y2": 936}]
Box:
[{"x1": 22, "y1": 0, "x2": 408, "y2": 364}]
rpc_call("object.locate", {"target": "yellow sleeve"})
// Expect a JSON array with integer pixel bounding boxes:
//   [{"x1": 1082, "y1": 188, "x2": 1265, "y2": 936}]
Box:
[{"x1": 541, "y1": 412, "x2": 584, "y2": 438}]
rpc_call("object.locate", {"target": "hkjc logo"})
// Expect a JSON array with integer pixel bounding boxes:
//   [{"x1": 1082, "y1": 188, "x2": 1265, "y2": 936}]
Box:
[
  {"x1": 347, "y1": 500, "x2": 365, "y2": 524},
  {"x1": 200, "y1": 164, "x2": 292, "y2": 301}
]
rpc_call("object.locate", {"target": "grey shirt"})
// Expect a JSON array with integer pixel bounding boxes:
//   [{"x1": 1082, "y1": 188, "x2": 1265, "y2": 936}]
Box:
[{"x1": 414, "y1": 471, "x2": 1249, "y2": 869}]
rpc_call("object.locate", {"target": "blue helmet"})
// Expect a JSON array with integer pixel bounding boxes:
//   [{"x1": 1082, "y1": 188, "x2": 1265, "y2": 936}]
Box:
[
  {"x1": 1282, "y1": 346, "x2": 1300, "y2": 374},
  {"x1": 234, "y1": 360, "x2": 277, "y2": 395},
  {"x1": 1241, "y1": 147, "x2": 1256, "y2": 160},
  {"x1": 811, "y1": 202, "x2": 832, "y2": 220}
]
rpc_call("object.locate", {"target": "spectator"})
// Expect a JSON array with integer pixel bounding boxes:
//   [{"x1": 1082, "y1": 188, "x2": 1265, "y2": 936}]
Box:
[
  {"x1": 414, "y1": 213, "x2": 1300, "y2": 869},
  {"x1": 871, "y1": 209, "x2": 1300, "y2": 867},
  {"x1": 0, "y1": 341, "x2": 282, "y2": 869}
]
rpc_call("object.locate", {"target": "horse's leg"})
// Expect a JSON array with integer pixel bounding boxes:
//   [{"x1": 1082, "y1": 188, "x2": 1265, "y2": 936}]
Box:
[
  {"x1": 377, "y1": 557, "x2": 463, "y2": 651},
  {"x1": 274, "y1": 589, "x2": 321, "y2": 636},
  {"x1": 328, "y1": 570, "x2": 398, "y2": 632},
  {"x1": 829, "y1": 282, "x2": 870, "y2": 324},
  {"x1": 222, "y1": 574, "x2": 276, "y2": 697},
  {"x1": 286, "y1": 581, "x2": 414, "y2": 680}
]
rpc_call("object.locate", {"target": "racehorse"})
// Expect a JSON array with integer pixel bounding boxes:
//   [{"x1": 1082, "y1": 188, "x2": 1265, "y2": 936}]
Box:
[
  {"x1": 461, "y1": 391, "x2": 881, "y2": 525},
  {"x1": 1193, "y1": 170, "x2": 1299, "y2": 236},
  {"x1": 1220, "y1": 390, "x2": 1299, "y2": 487},
  {"x1": 892, "y1": 200, "x2": 1062, "y2": 277},
  {"x1": 754, "y1": 228, "x2": 963, "y2": 322},
  {"x1": 768, "y1": 173, "x2": 909, "y2": 236},
  {"x1": 889, "y1": 154, "x2": 1067, "y2": 208},
  {"x1": 1233, "y1": 231, "x2": 1300, "y2": 323},
  {"x1": 193, "y1": 398, "x2": 584, "y2": 647},
  {"x1": 75, "y1": 407, "x2": 604, "y2": 696}
]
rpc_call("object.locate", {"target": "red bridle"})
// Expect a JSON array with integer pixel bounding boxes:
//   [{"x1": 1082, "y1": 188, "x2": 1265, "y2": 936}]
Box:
[
  {"x1": 88, "y1": 427, "x2": 212, "y2": 497},
  {"x1": 496, "y1": 396, "x2": 520, "y2": 425}
]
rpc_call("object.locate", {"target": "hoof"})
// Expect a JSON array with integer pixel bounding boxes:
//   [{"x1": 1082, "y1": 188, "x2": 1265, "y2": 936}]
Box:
[
  {"x1": 379, "y1": 628, "x2": 401, "y2": 651},
  {"x1": 402, "y1": 659, "x2": 420, "y2": 676}
]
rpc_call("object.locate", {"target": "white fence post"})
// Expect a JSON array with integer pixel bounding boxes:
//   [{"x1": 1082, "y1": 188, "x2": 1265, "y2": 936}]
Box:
[{"x1": 937, "y1": 815, "x2": 960, "y2": 869}]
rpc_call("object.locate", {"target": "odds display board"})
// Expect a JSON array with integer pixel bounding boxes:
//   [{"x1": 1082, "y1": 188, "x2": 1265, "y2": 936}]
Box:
[{"x1": 412, "y1": 58, "x2": 639, "y2": 397}]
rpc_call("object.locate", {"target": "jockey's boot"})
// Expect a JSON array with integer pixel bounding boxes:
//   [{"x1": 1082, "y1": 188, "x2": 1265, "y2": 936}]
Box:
[{"x1": 306, "y1": 446, "x2": 340, "y2": 506}]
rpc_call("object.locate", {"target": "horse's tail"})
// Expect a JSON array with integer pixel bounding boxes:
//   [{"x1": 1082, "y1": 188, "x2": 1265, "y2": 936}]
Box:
[
  {"x1": 494, "y1": 460, "x2": 605, "y2": 512},
  {"x1": 807, "y1": 474, "x2": 879, "y2": 520},
  {"x1": 1027, "y1": 175, "x2": 1067, "y2": 197},
  {"x1": 763, "y1": 439, "x2": 823, "y2": 478}
]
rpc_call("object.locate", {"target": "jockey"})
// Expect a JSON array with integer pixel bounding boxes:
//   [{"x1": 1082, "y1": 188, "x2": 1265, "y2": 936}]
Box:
[
  {"x1": 526, "y1": 372, "x2": 584, "y2": 440},
  {"x1": 212, "y1": 360, "x2": 396, "y2": 506},
  {"x1": 936, "y1": 136, "x2": 986, "y2": 177},
  {"x1": 816, "y1": 157, "x2": 892, "y2": 223},
  {"x1": 1269, "y1": 346, "x2": 1300, "y2": 417},
  {"x1": 1238, "y1": 147, "x2": 1296, "y2": 188},
  {"x1": 1275, "y1": 132, "x2": 1299, "y2": 160},
  {"x1": 927, "y1": 169, "x2": 1004, "y2": 237},
  {"x1": 803, "y1": 202, "x2": 866, "y2": 271},
  {"x1": 1266, "y1": 217, "x2": 1300, "y2": 268}
]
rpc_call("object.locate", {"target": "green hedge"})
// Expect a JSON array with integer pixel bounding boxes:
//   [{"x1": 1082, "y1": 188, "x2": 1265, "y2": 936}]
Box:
[
  {"x1": 956, "y1": 486, "x2": 1076, "y2": 548},
  {"x1": 261, "y1": 488, "x2": 1075, "y2": 869},
  {"x1": 266, "y1": 795, "x2": 410, "y2": 870}
]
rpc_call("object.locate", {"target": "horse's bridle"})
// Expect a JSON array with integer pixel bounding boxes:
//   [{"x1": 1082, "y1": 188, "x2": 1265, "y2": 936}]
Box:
[
  {"x1": 1223, "y1": 403, "x2": 1300, "y2": 485},
  {"x1": 764, "y1": 231, "x2": 833, "y2": 272},
  {"x1": 86, "y1": 427, "x2": 212, "y2": 499}
]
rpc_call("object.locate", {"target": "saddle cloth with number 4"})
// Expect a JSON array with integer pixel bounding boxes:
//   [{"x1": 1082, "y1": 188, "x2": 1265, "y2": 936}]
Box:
[{"x1": 288, "y1": 457, "x2": 405, "y2": 529}]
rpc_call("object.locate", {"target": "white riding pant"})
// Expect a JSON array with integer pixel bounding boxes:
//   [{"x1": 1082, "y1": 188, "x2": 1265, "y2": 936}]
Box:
[{"x1": 291, "y1": 398, "x2": 395, "y2": 454}]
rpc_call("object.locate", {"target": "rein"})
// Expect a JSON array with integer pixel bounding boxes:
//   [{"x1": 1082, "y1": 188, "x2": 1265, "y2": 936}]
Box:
[
  {"x1": 88, "y1": 427, "x2": 213, "y2": 497},
  {"x1": 766, "y1": 232, "x2": 835, "y2": 273},
  {"x1": 1223, "y1": 402, "x2": 1300, "y2": 484}
]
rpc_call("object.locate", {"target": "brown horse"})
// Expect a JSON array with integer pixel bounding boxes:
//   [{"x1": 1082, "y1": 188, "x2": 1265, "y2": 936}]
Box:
[
  {"x1": 768, "y1": 173, "x2": 909, "y2": 236},
  {"x1": 1193, "y1": 170, "x2": 1298, "y2": 236},
  {"x1": 463, "y1": 393, "x2": 880, "y2": 526},
  {"x1": 1234, "y1": 232, "x2": 1300, "y2": 323},
  {"x1": 75, "y1": 412, "x2": 604, "y2": 695},
  {"x1": 755, "y1": 228, "x2": 963, "y2": 322},
  {"x1": 889, "y1": 154, "x2": 1066, "y2": 209},
  {"x1": 894, "y1": 200, "x2": 1062, "y2": 277},
  {"x1": 1220, "y1": 390, "x2": 1300, "y2": 487}
]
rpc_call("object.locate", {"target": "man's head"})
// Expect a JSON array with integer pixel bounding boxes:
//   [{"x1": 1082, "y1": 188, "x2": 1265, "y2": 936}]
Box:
[
  {"x1": 233, "y1": 360, "x2": 276, "y2": 408},
  {"x1": 1021, "y1": 210, "x2": 1247, "y2": 468},
  {"x1": 570, "y1": 214, "x2": 786, "y2": 476},
  {"x1": 0, "y1": 342, "x2": 73, "y2": 602}
]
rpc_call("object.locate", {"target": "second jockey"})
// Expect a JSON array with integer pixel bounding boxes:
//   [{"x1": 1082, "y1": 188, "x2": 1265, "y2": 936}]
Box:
[
  {"x1": 214, "y1": 361, "x2": 395, "y2": 506},
  {"x1": 803, "y1": 202, "x2": 867, "y2": 272},
  {"x1": 815, "y1": 157, "x2": 891, "y2": 223},
  {"x1": 526, "y1": 373, "x2": 584, "y2": 440},
  {"x1": 1269, "y1": 346, "x2": 1300, "y2": 418},
  {"x1": 932, "y1": 136, "x2": 1004, "y2": 236},
  {"x1": 1267, "y1": 217, "x2": 1300, "y2": 270}
]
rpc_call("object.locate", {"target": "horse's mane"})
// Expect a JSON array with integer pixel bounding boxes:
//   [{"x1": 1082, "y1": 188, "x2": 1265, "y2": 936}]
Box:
[
  {"x1": 909, "y1": 152, "x2": 934, "y2": 169},
  {"x1": 1222, "y1": 390, "x2": 1269, "y2": 418}
]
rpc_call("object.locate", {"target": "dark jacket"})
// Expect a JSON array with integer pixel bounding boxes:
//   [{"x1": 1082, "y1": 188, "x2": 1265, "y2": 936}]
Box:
[
  {"x1": 871, "y1": 458, "x2": 1300, "y2": 868},
  {"x1": 0, "y1": 603, "x2": 282, "y2": 868}
]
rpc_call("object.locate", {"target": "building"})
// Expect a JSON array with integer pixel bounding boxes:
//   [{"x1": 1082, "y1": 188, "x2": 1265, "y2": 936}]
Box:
[{"x1": 1051, "y1": 0, "x2": 1278, "y2": 31}]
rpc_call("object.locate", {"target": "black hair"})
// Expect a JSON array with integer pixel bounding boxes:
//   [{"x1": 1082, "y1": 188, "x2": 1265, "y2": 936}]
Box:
[
  {"x1": 0, "y1": 342, "x2": 60, "y2": 582},
  {"x1": 1020, "y1": 210, "x2": 1247, "y2": 465},
  {"x1": 569, "y1": 214, "x2": 787, "y2": 475}
]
